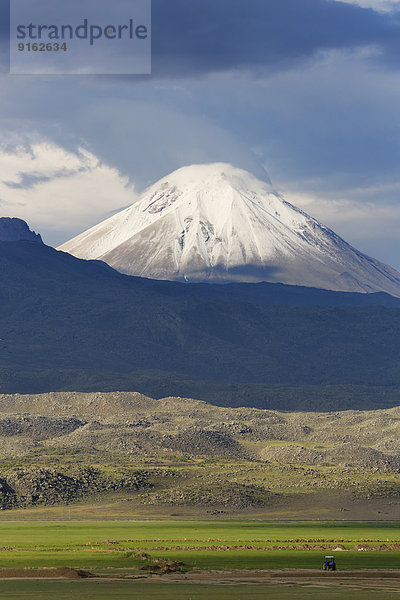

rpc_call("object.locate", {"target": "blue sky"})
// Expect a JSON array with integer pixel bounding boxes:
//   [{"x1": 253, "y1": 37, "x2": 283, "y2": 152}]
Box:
[{"x1": 1, "y1": 0, "x2": 400, "y2": 269}]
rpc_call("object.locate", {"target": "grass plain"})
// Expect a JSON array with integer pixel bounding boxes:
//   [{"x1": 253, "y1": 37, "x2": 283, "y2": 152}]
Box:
[
  {"x1": 1, "y1": 582, "x2": 400, "y2": 600},
  {"x1": 0, "y1": 520, "x2": 398, "y2": 598},
  {"x1": 0, "y1": 520, "x2": 398, "y2": 569}
]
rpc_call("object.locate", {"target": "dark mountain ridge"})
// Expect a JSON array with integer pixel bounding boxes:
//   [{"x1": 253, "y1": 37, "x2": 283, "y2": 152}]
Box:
[
  {"x1": 0, "y1": 218, "x2": 42, "y2": 243},
  {"x1": 1, "y1": 240, "x2": 400, "y2": 410}
]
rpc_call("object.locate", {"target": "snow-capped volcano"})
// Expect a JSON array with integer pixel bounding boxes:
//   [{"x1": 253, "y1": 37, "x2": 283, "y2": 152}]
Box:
[{"x1": 59, "y1": 163, "x2": 400, "y2": 296}]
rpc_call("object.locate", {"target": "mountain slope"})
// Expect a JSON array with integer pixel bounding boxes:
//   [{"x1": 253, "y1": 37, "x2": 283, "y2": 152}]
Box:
[
  {"x1": 2, "y1": 240, "x2": 400, "y2": 408},
  {"x1": 60, "y1": 163, "x2": 400, "y2": 296}
]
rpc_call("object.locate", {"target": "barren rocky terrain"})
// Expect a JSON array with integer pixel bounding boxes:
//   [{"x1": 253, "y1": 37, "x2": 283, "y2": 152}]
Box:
[{"x1": 0, "y1": 392, "x2": 398, "y2": 515}]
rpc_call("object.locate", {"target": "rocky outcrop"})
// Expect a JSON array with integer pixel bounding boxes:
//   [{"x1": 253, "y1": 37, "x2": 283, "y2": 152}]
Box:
[
  {"x1": 0, "y1": 417, "x2": 85, "y2": 440},
  {"x1": 141, "y1": 481, "x2": 274, "y2": 508},
  {"x1": 0, "y1": 218, "x2": 42, "y2": 243},
  {"x1": 161, "y1": 428, "x2": 244, "y2": 458},
  {"x1": 0, "y1": 467, "x2": 150, "y2": 508}
]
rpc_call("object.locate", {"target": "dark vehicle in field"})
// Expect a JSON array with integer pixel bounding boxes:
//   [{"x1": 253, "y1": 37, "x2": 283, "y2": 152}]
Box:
[{"x1": 323, "y1": 556, "x2": 336, "y2": 571}]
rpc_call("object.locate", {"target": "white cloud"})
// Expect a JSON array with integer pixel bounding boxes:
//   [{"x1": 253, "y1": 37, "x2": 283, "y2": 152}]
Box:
[
  {"x1": 338, "y1": 0, "x2": 400, "y2": 12},
  {"x1": 281, "y1": 184, "x2": 400, "y2": 269},
  {"x1": 284, "y1": 189, "x2": 400, "y2": 236},
  {"x1": 0, "y1": 142, "x2": 138, "y2": 244}
]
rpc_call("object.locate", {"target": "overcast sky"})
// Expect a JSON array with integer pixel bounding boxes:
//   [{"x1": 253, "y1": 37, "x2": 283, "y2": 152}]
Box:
[{"x1": 1, "y1": 0, "x2": 400, "y2": 269}]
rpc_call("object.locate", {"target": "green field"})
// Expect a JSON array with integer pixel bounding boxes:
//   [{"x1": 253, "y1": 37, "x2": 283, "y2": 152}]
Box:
[
  {"x1": 0, "y1": 582, "x2": 399, "y2": 600},
  {"x1": 0, "y1": 520, "x2": 398, "y2": 570},
  {"x1": 0, "y1": 521, "x2": 397, "y2": 599},
  {"x1": 1, "y1": 519, "x2": 400, "y2": 548}
]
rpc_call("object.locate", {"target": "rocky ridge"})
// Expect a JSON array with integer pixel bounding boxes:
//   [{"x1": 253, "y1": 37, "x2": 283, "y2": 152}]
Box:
[{"x1": 0, "y1": 218, "x2": 42, "y2": 243}]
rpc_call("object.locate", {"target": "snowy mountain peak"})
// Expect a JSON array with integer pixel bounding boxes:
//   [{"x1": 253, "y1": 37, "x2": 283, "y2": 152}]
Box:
[
  {"x1": 59, "y1": 163, "x2": 400, "y2": 296},
  {"x1": 146, "y1": 162, "x2": 272, "y2": 194},
  {"x1": 0, "y1": 218, "x2": 43, "y2": 243}
]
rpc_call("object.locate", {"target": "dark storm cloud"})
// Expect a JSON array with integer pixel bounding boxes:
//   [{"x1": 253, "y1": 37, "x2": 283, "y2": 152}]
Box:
[
  {"x1": 0, "y1": 0, "x2": 9, "y2": 73},
  {"x1": 1, "y1": 0, "x2": 400, "y2": 76},
  {"x1": 151, "y1": 0, "x2": 400, "y2": 76}
]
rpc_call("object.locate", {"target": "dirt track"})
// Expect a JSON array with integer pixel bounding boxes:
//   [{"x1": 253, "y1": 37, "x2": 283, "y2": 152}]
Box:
[
  {"x1": 1, "y1": 568, "x2": 400, "y2": 591},
  {"x1": 0, "y1": 567, "x2": 92, "y2": 579},
  {"x1": 145, "y1": 569, "x2": 400, "y2": 591}
]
